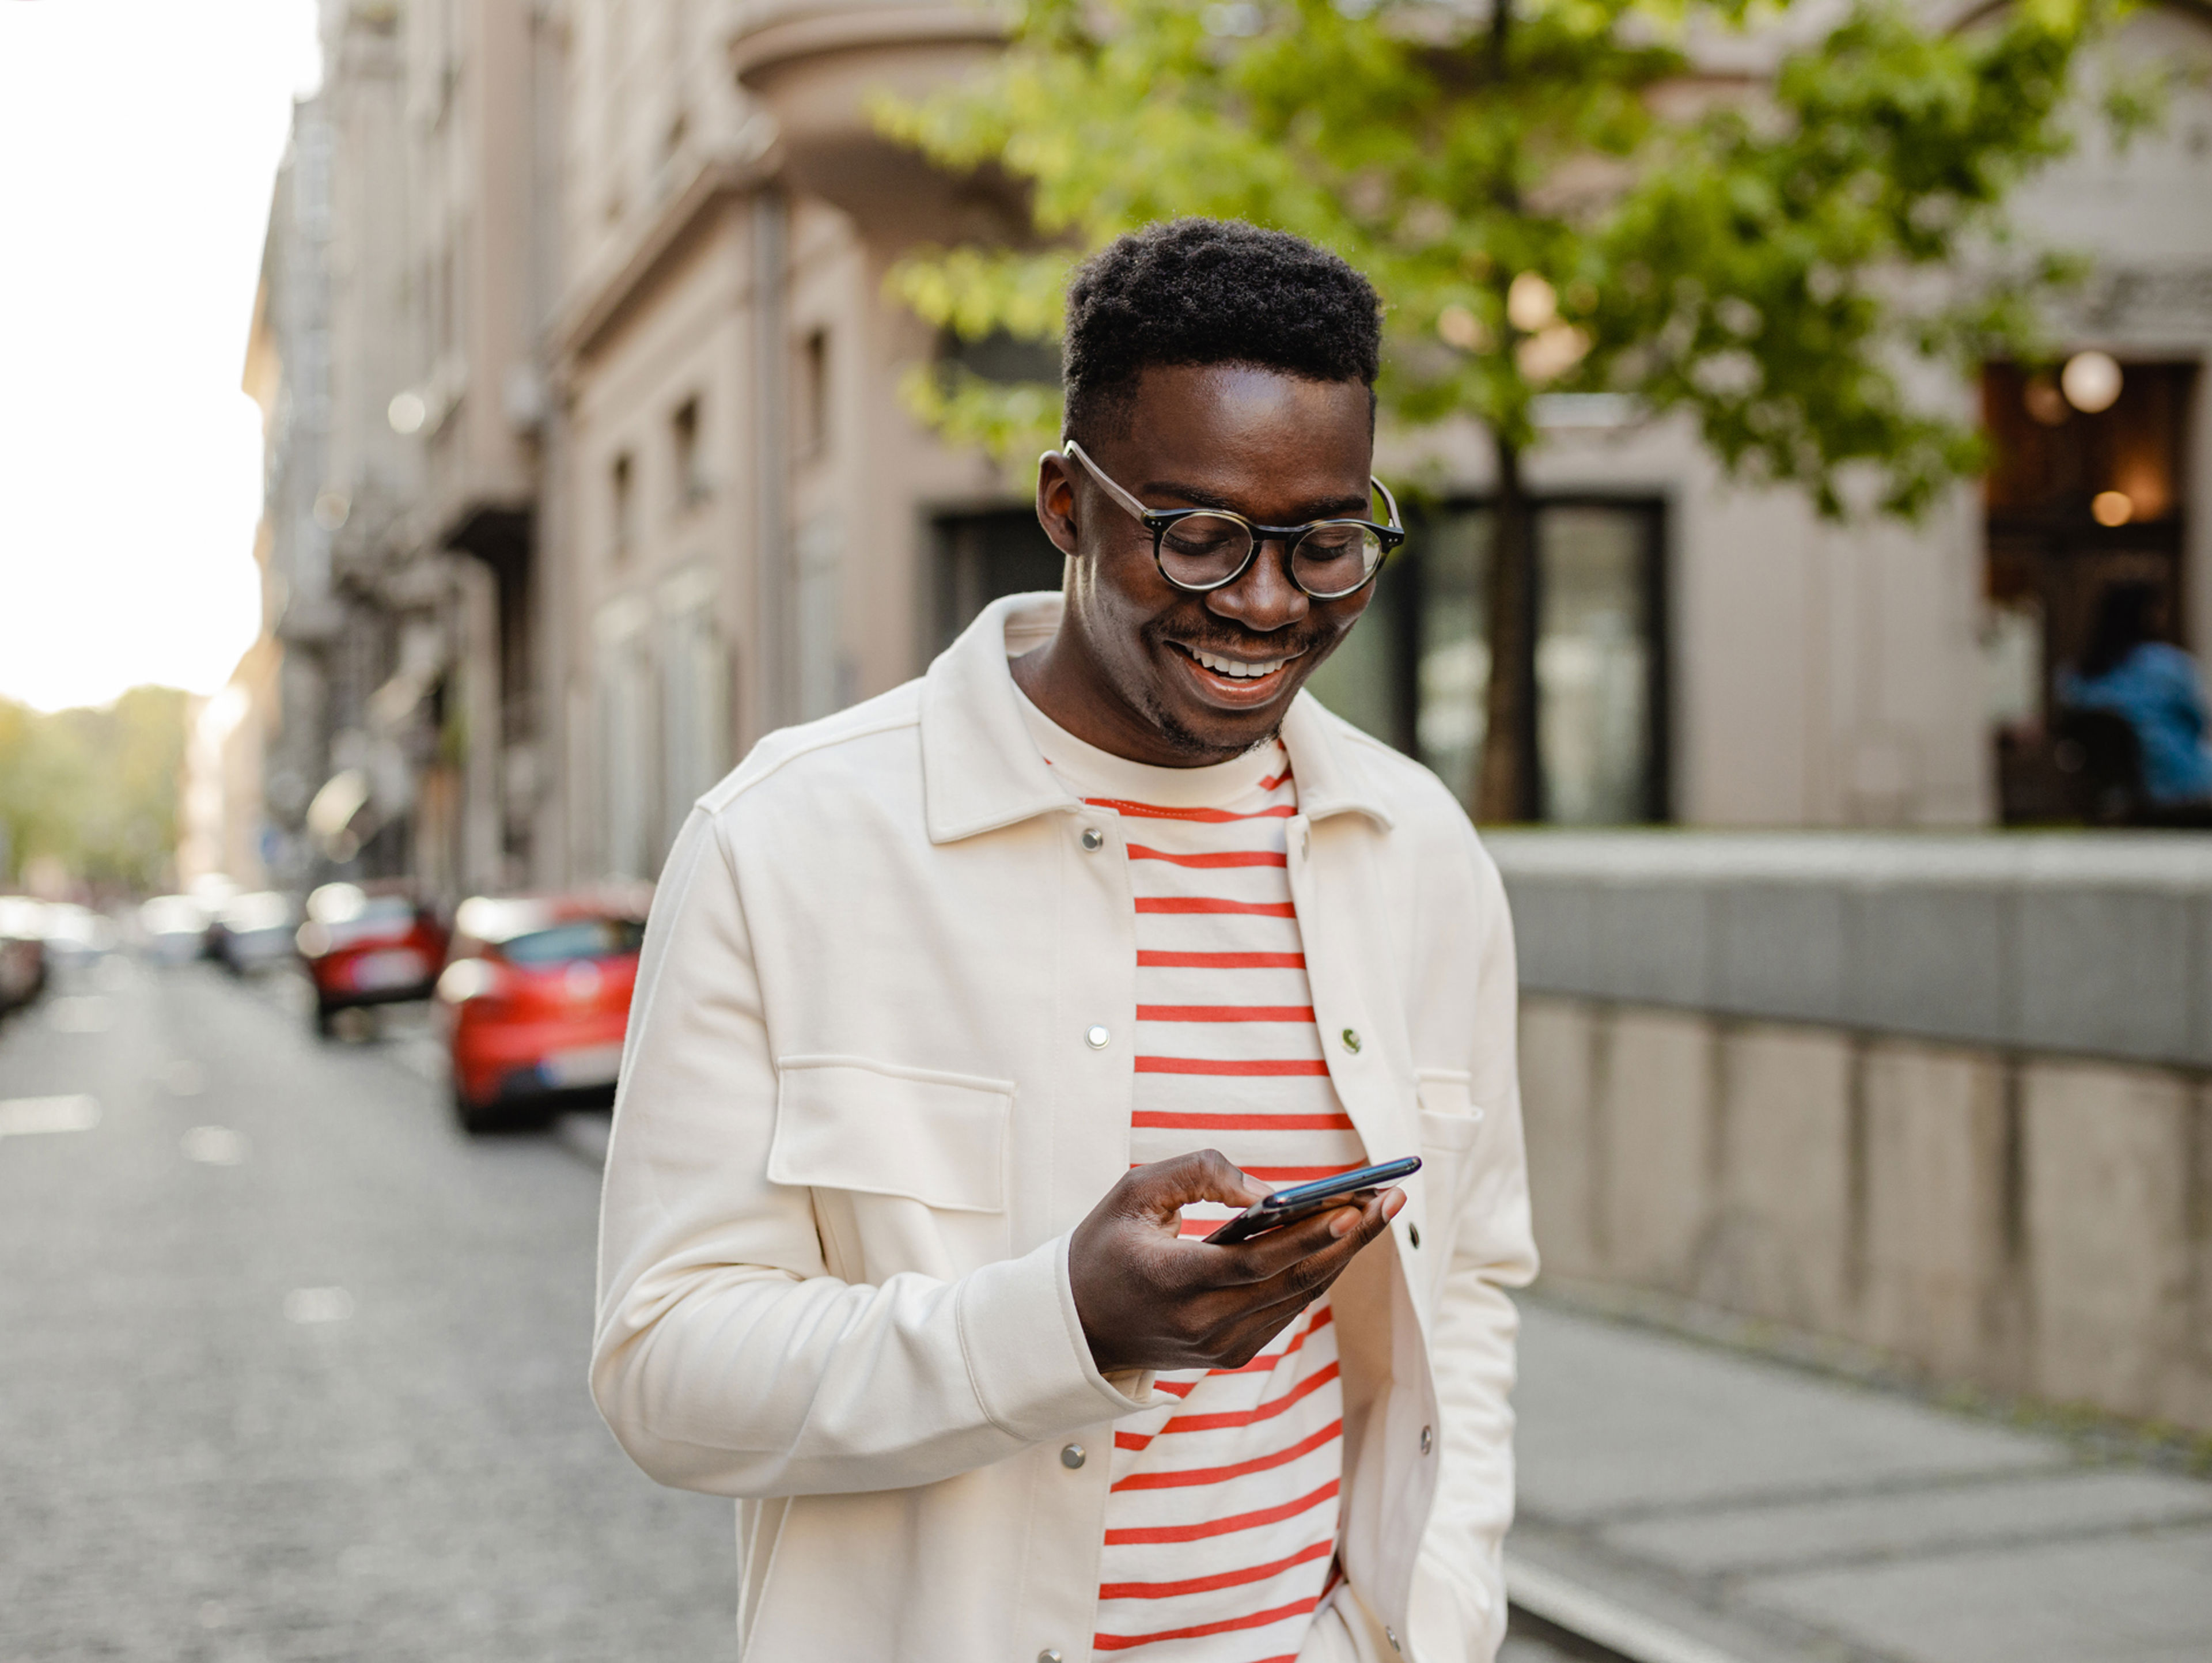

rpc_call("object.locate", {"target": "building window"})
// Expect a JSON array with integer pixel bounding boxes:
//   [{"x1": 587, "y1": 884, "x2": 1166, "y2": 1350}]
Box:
[
  {"x1": 798, "y1": 328, "x2": 830, "y2": 459},
  {"x1": 1983, "y1": 358, "x2": 2197, "y2": 823},
  {"x1": 671, "y1": 397, "x2": 706, "y2": 508},
  {"x1": 611, "y1": 451, "x2": 636, "y2": 563},
  {"x1": 1303, "y1": 497, "x2": 1668, "y2": 824}
]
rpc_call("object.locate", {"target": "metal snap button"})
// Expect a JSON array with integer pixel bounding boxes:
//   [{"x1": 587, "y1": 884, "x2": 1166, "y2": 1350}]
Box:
[
  {"x1": 1340, "y1": 1028, "x2": 1361, "y2": 1054},
  {"x1": 1060, "y1": 1443, "x2": 1085, "y2": 1469},
  {"x1": 1039, "y1": 1651, "x2": 1063, "y2": 1663},
  {"x1": 1080, "y1": 827, "x2": 1103, "y2": 851},
  {"x1": 1085, "y1": 1025, "x2": 1109, "y2": 1050},
  {"x1": 1408, "y1": 1223, "x2": 1421, "y2": 1249},
  {"x1": 1419, "y1": 1424, "x2": 1433, "y2": 1454}
]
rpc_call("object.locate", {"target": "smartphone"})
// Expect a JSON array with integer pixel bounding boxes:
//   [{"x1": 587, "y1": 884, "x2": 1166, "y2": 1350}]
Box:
[{"x1": 1203, "y1": 1156, "x2": 1422, "y2": 1245}]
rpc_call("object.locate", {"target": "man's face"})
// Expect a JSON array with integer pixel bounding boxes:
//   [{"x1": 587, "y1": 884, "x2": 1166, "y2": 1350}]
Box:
[{"x1": 1036, "y1": 363, "x2": 1380, "y2": 763}]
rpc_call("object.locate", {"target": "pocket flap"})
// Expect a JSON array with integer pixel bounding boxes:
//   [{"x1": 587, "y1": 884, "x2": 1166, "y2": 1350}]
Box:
[
  {"x1": 770, "y1": 1055, "x2": 1013, "y2": 1213},
  {"x1": 1415, "y1": 1069, "x2": 1483, "y2": 1151}
]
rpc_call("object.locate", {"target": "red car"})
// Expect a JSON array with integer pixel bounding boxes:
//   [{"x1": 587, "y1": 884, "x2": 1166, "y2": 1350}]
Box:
[
  {"x1": 297, "y1": 882, "x2": 448, "y2": 1035},
  {"x1": 437, "y1": 892, "x2": 647, "y2": 1132}
]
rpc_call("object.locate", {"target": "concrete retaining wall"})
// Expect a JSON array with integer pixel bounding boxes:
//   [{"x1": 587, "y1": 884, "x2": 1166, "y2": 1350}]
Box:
[
  {"x1": 1489, "y1": 832, "x2": 2212, "y2": 1068},
  {"x1": 1520, "y1": 994, "x2": 2212, "y2": 1431}
]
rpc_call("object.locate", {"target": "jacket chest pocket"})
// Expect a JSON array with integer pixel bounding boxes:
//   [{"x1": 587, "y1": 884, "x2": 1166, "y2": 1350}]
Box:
[
  {"x1": 1415, "y1": 1069, "x2": 1484, "y2": 1272},
  {"x1": 769, "y1": 1055, "x2": 1014, "y2": 1281}
]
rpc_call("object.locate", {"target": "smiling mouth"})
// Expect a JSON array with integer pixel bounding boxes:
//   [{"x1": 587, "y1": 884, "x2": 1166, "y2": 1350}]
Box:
[{"x1": 1169, "y1": 641, "x2": 1305, "y2": 681}]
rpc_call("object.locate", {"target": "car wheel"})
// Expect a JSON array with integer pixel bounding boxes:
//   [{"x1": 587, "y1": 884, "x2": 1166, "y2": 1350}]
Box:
[{"x1": 452, "y1": 1079, "x2": 502, "y2": 1135}]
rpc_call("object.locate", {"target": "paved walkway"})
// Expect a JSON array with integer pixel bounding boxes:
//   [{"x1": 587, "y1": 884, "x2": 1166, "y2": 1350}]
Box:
[{"x1": 1503, "y1": 1297, "x2": 2212, "y2": 1663}]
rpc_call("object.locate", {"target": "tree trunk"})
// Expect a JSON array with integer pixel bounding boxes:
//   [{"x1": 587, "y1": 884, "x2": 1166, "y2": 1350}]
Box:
[{"x1": 1475, "y1": 432, "x2": 1536, "y2": 823}]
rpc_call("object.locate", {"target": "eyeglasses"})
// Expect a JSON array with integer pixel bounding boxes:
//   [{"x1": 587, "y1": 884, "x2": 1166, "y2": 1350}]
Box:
[{"x1": 1060, "y1": 439, "x2": 1404, "y2": 601}]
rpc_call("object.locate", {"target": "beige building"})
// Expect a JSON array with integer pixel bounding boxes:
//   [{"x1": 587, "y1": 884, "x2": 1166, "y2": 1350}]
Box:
[
  {"x1": 537, "y1": 0, "x2": 2212, "y2": 888},
  {"x1": 236, "y1": 1, "x2": 2212, "y2": 897}
]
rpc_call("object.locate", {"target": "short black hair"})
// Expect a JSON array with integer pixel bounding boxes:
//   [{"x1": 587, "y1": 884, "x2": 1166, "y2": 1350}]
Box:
[{"x1": 1061, "y1": 218, "x2": 1382, "y2": 444}]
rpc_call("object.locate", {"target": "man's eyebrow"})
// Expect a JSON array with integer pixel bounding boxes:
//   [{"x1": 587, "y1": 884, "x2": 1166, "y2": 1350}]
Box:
[{"x1": 1139, "y1": 479, "x2": 1376, "y2": 520}]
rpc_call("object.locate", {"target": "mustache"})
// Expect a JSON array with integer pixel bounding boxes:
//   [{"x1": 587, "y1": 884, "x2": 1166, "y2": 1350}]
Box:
[{"x1": 1150, "y1": 619, "x2": 1330, "y2": 661}]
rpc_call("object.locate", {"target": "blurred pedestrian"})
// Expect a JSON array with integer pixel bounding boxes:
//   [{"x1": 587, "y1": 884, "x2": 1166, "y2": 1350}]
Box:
[
  {"x1": 590, "y1": 221, "x2": 1535, "y2": 1662},
  {"x1": 2059, "y1": 582, "x2": 2212, "y2": 806}
]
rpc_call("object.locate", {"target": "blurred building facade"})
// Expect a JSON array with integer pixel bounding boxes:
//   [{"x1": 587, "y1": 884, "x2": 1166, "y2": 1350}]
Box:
[{"x1": 221, "y1": 0, "x2": 2212, "y2": 890}]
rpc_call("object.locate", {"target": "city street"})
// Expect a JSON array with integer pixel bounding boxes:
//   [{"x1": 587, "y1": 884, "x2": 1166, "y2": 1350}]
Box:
[{"x1": 0, "y1": 956, "x2": 733, "y2": 1662}]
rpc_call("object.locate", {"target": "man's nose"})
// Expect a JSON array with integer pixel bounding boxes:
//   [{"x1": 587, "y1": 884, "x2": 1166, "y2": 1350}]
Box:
[{"x1": 1206, "y1": 537, "x2": 1309, "y2": 634}]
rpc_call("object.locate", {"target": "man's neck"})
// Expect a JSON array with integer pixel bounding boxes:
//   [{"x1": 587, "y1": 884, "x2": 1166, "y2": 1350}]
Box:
[{"x1": 1010, "y1": 632, "x2": 1253, "y2": 770}]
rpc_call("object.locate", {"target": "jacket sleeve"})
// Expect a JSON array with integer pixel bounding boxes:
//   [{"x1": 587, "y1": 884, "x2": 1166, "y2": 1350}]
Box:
[
  {"x1": 590, "y1": 806, "x2": 1149, "y2": 1499},
  {"x1": 1411, "y1": 831, "x2": 1540, "y2": 1662}
]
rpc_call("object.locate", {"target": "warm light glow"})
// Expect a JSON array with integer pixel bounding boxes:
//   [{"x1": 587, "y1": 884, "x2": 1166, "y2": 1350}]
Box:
[
  {"x1": 1516, "y1": 324, "x2": 1591, "y2": 384},
  {"x1": 0, "y1": 2, "x2": 322, "y2": 713},
  {"x1": 1507, "y1": 272, "x2": 1559, "y2": 333},
  {"x1": 1436, "y1": 305, "x2": 1490, "y2": 352},
  {"x1": 2091, "y1": 490, "x2": 2134, "y2": 527},
  {"x1": 2061, "y1": 351, "x2": 2123, "y2": 415}
]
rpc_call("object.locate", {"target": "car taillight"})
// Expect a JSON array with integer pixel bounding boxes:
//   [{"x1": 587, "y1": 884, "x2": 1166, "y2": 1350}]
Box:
[{"x1": 436, "y1": 957, "x2": 505, "y2": 1005}]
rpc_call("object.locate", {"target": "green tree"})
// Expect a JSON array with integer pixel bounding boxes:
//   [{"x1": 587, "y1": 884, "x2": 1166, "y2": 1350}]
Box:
[
  {"x1": 881, "y1": 0, "x2": 2134, "y2": 819},
  {"x1": 0, "y1": 687, "x2": 187, "y2": 895}
]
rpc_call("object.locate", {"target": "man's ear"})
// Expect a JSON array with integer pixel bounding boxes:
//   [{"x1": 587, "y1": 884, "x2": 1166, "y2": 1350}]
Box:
[{"x1": 1035, "y1": 451, "x2": 1081, "y2": 558}]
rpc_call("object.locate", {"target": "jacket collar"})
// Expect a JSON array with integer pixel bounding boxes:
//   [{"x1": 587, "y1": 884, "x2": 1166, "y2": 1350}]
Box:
[{"x1": 919, "y1": 592, "x2": 1395, "y2": 845}]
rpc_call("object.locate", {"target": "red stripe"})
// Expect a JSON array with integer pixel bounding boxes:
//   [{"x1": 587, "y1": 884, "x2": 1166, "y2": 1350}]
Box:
[
  {"x1": 1097, "y1": 1537, "x2": 1332, "y2": 1601},
  {"x1": 1103, "y1": 1477, "x2": 1340, "y2": 1545},
  {"x1": 1138, "y1": 950, "x2": 1306, "y2": 969},
  {"x1": 1094, "y1": 1593, "x2": 1321, "y2": 1649},
  {"x1": 1115, "y1": 1362, "x2": 1340, "y2": 1451},
  {"x1": 1135, "y1": 1110, "x2": 1357, "y2": 1131},
  {"x1": 1214, "y1": 1306, "x2": 1332, "y2": 1372},
  {"x1": 1260, "y1": 767, "x2": 1293, "y2": 790},
  {"x1": 1243, "y1": 1162, "x2": 1366, "y2": 1182},
  {"x1": 1137, "y1": 1003, "x2": 1315, "y2": 1023},
  {"x1": 1135, "y1": 1057, "x2": 1332, "y2": 1077},
  {"x1": 1135, "y1": 896, "x2": 1298, "y2": 917},
  {"x1": 1084, "y1": 797, "x2": 1298, "y2": 823},
  {"x1": 1109, "y1": 1418, "x2": 1342, "y2": 1492},
  {"x1": 1128, "y1": 843, "x2": 1287, "y2": 869}
]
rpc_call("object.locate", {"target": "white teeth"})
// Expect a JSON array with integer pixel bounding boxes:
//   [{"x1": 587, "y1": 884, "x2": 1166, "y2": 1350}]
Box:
[{"x1": 1192, "y1": 648, "x2": 1287, "y2": 679}]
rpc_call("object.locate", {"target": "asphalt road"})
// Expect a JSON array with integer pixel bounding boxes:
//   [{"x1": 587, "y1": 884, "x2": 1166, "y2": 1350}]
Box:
[{"x1": 0, "y1": 955, "x2": 733, "y2": 1663}]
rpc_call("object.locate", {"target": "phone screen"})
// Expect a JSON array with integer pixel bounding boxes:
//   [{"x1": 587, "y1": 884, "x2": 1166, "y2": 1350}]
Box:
[{"x1": 1203, "y1": 1156, "x2": 1421, "y2": 1245}]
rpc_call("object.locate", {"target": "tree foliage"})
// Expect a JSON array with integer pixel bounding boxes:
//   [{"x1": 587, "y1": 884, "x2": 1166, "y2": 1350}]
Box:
[
  {"x1": 878, "y1": 0, "x2": 2126, "y2": 813},
  {"x1": 885, "y1": 0, "x2": 2120, "y2": 507},
  {"x1": 0, "y1": 687, "x2": 187, "y2": 895}
]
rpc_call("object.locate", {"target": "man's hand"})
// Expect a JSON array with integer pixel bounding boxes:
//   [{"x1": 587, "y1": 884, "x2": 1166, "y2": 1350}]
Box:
[{"x1": 1069, "y1": 1149, "x2": 1405, "y2": 1376}]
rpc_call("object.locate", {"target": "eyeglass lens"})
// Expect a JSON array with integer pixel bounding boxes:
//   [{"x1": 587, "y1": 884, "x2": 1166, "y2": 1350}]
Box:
[{"x1": 1157, "y1": 515, "x2": 1385, "y2": 597}]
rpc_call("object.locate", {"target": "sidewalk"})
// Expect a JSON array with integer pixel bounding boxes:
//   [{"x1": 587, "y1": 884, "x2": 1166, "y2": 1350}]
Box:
[{"x1": 1504, "y1": 1297, "x2": 2212, "y2": 1663}]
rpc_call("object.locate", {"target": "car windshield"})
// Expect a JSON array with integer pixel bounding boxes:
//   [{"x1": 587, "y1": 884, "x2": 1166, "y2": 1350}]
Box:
[{"x1": 499, "y1": 918, "x2": 645, "y2": 964}]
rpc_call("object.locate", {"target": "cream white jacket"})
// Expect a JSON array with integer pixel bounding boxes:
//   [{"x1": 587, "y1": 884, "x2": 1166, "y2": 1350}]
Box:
[{"x1": 592, "y1": 594, "x2": 1538, "y2": 1662}]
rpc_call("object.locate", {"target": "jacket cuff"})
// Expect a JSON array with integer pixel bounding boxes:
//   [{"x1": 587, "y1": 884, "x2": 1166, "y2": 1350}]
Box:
[{"x1": 956, "y1": 1232, "x2": 1156, "y2": 1440}]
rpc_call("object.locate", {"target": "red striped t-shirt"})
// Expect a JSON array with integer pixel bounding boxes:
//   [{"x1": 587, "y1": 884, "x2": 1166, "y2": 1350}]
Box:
[{"x1": 1017, "y1": 691, "x2": 1368, "y2": 1662}]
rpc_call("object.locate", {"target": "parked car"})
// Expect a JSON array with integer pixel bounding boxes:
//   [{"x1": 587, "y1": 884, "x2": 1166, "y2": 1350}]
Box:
[
  {"x1": 0, "y1": 896, "x2": 49, "y2": 1012},
  {"x1": 138, "y1": 893, "x2": 211, "y2": 965},
  {"x1": 208, "y1": 890, "x2": 298, "y2": 976},
  {"x1": 297, "y1": 882, "x2": 447, "y2": 1036},
  {"x1": 40, "y1": 903, "x2": 117, "y2": 965},
  {"x1": 436, "y1": 892, "x2": 646, "y2": 1132}
]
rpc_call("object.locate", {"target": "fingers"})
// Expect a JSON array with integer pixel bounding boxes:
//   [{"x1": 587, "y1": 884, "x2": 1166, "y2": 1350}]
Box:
[
  {"x1": 1120, "y1": 1149, "x2": 1272, "y2": 1221},
  {"x1": 1232, "y1": 1187, "x2": 1404, "y2": 1301}
]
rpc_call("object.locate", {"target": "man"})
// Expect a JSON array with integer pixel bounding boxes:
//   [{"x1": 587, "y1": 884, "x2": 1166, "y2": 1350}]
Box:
[{"x1": 592, "y1": 218, "x2": 1536, "y2": 1662}]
